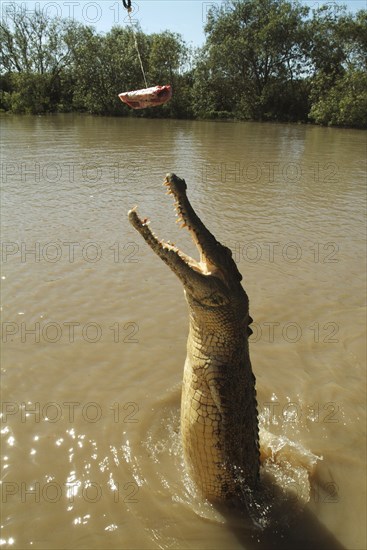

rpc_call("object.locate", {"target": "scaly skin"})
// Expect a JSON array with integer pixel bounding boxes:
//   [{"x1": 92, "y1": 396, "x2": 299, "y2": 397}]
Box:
[{"x1": 128, "y1": 173, "x2": 260, "y2": 502}]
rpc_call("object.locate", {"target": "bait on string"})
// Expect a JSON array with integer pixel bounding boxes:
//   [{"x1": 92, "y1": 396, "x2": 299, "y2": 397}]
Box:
[{"x1": 118, "y1": 0, "x2": 172, "y2": 110}]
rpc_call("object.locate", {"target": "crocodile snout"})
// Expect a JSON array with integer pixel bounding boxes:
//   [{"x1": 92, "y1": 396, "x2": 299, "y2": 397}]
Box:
[{"x1": 164, "y1": 173, "x2": 187, "y2": 193}]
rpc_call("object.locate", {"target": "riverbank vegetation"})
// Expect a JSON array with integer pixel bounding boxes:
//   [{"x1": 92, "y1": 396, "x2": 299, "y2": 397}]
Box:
[{"x1": 1, "y1": 0, "x2": 366, "y2": 127}]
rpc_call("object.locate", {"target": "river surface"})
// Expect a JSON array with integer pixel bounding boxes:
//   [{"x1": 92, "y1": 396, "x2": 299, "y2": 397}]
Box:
[{"x1": 1, "y1": 115, "x2": 366, "y2": 550}]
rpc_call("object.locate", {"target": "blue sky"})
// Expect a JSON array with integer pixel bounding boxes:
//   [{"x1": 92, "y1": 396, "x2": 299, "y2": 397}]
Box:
[{"x1": 3, "y1": 1, "x2": 366, "y2": 47}]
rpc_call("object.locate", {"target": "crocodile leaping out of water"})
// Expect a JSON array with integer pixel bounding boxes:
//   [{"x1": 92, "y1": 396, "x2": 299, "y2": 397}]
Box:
[{"x1": 128, "y1": 173, "x2": 260, "y2": 502}]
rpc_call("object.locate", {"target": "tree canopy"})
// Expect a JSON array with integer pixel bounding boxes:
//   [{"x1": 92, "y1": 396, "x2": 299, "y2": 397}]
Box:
[{"x1": 1, "y1": 0, "x2": 366, "y2": 127}]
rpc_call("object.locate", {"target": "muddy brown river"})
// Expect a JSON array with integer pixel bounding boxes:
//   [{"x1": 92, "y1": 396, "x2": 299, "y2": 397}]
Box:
[{"x1": 1, "y1": 114, "x2": 366, "y2": 549}]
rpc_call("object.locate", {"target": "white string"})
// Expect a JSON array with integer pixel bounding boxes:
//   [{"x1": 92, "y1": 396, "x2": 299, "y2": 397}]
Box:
[{"x1": 127, "y1": 8, "x2": 148, "y2": 89}]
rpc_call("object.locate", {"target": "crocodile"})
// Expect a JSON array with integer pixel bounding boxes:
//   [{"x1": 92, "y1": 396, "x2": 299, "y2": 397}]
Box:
[{"x1": 128, "y1": 173, "x2": 260, "y2": 502}]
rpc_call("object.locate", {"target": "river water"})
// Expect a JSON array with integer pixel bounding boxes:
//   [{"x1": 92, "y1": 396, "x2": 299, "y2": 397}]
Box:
[{"x1": 1, "y1": 114, "x2": 366, "y2": 549}]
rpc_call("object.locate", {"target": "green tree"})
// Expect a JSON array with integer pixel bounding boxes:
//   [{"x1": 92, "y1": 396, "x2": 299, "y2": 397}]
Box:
[
  {"x1": 307, "y1": 7, "x2": 367, "y2": 127},
  {"x1": 148, "y1": 31, "x2": 187, "y2": 84},
  {"x1": 193, "y1": 0, "x2": 310, "y2": 121},
  {"x1": 0, "y1": 4, "x2": 84, "y2": 112},
  {"x1": 309, "y1": 69, "x2": 367, "y2": 128}
]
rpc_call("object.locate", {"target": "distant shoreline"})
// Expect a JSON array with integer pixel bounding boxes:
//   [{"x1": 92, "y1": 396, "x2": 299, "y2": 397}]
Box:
[{"x1": 1, "y1": 110, "x2": 365, "y2": 130}]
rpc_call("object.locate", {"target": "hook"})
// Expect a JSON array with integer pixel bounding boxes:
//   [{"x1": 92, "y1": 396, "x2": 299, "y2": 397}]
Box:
[{"x1": 122, "y1": 0, "x2": 132, "y2": 11}]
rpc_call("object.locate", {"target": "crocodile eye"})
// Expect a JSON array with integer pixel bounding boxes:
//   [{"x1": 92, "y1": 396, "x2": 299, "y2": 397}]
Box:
[{"x1": 201, "y1": 292, "x2": 229, "y2": 307}]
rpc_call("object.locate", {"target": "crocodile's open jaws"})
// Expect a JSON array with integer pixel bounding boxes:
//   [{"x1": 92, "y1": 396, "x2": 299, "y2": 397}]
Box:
[{"x1": 128, "y1": 173, "x2": 260, "y2": 502}]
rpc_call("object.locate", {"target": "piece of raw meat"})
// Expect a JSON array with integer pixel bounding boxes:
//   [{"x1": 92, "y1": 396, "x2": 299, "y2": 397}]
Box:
[{"x1": 118, "y1": 85, "x2": 172, "y2": 109}]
